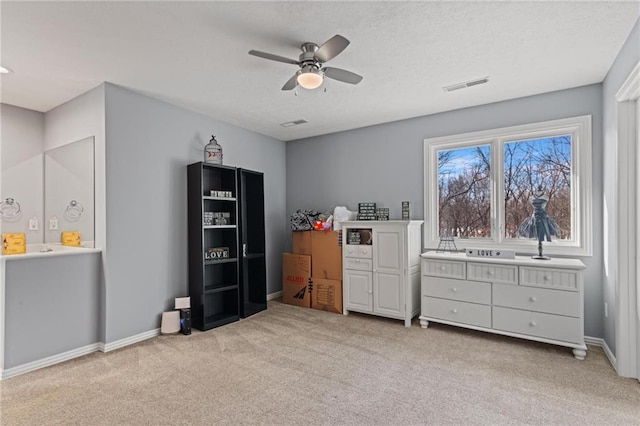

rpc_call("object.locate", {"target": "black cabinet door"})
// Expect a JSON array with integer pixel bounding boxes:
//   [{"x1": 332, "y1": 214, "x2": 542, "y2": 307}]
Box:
[{"x1": 237, "y1": 168, "x2": 267, "y2": 318}]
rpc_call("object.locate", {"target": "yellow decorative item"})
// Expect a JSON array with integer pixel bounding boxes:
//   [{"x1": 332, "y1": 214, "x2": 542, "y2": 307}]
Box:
[
  {"x1": 2, "y1": 233, "x2": 26, "y2": 255},
  {"x1": 61, "y1": 231, "x2": 81, "y2": 247}
]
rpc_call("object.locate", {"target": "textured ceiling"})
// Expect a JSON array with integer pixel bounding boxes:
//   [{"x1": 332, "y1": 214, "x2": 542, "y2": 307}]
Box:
[{"x1": 1, "y1": 1, "x2": 638, "y2": 141}]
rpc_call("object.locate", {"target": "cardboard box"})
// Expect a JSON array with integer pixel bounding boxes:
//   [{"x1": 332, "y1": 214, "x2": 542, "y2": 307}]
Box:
[
  {"x1": 311, "y1": 231, "x2": 342, "y2": 280},
  {"x1": 311, "y1": 278, "x2": 343, "y2": 314},
  {"x1": 282, "y1": 253, "x2": 311, "y2": 308},
  {"x1": 292, "y1": 231, "x2": 312, "y2": 255}
]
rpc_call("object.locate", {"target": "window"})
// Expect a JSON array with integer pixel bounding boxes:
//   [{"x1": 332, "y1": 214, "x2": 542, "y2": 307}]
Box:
[{"x1": 424, "y1": 115, "x2": 592, "y2": 256}]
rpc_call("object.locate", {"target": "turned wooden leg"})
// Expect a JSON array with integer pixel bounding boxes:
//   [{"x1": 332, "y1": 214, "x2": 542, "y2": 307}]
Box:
[
  {"x1": 572, "y1": 348, "x2": 587, "y2": 360},
  {"x1": 420, "y1": 318, "x2": 429, "y2": 329}
]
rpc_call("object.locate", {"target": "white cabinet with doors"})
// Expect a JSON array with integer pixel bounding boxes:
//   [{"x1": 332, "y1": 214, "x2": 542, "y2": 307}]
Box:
[{"x1": 341, "y1": 220, "x2": 423, "y2": 327}]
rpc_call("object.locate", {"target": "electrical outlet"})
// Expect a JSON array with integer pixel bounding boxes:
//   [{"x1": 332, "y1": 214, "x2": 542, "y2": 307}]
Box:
[
  {"x1": 29, "y1": 217, "x2": 39, "y2": 231},
  {"x1": 604, "y1": 302, "x2": 608, "y2": 318},
  {"x1": 49, "y1": 217, "x2": 58, "y2": 230}
]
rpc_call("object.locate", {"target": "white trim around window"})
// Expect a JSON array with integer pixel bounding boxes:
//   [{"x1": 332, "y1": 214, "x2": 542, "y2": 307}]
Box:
[{"x1": 423, "y1": 115, "x2": 593, "y2": 256}]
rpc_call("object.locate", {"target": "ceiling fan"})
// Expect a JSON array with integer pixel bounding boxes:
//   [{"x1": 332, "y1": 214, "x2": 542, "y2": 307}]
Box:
[{"x1": 248, "y1": 34, "x2": 363, "y2": 91}]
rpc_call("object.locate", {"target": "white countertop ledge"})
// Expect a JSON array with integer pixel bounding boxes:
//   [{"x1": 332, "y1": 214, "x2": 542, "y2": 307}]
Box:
[{"x1": 1, "y1": 244, "x2": 102, "y2": 260}]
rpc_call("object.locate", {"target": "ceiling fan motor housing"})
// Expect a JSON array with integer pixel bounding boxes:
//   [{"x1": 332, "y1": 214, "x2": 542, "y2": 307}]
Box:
[{"x1": 299, "y1": 43, "x2": 322, "y2": 69}]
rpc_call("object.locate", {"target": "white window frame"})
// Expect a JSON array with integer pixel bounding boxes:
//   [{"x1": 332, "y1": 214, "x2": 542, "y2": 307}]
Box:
[{"x1": 423, "y1": 115, "x2": 592, "y2": 256}]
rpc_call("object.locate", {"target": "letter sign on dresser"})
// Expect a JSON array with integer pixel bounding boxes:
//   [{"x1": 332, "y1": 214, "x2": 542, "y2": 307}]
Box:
[{"x1": 419, "y1": 251, "x2": 587, "y2": 360}]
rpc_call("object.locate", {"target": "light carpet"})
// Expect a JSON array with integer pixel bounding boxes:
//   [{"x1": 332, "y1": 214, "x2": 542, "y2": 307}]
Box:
[{"x1": 1, "y1": 300, "x2": 639, "y2": 425}]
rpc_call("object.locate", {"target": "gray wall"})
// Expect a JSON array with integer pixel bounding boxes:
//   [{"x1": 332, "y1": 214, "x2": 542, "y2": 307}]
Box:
[
  {"x1": 0, "y1": 104, "x2": 45, "y2": 244},
  {"x1": 103, "y1": 83, "x2": 286, "y2": 343},
  {"x1": 4, "y1": 252, "x2": 101, "y2": 368},
  {"x1": 287, "y1": 84, "x2": 604, "y2": 338},
  {"x1": 602, "y1": 18, "x2": 640, "y2": 354}
]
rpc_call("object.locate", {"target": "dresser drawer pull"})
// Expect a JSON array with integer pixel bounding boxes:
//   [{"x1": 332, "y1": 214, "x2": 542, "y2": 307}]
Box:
[
  {"x1": 356, "y1": 259, "x2": 360, "y2": 263},
  {"x1": 487, "y1": 271, "x2": 494, "y2": 276},
  {"x1": 451, "y1": 308, "x2": 458, "y2": 314},
  {"x1": 529, "y1": 296, "x2": 537, "y2": 302},
  {"x1": 451, "y1": 287, "x2": 458, "y2": 293},
  {"x1": 440, "y1": 266, "x2": 446, "y2": 272},
  {"x1": 529, "y1": 321, "x2": 537, "y2": 327},
  {"x1": 544, "y1": 275, "x2": 551, "y2": 281}
]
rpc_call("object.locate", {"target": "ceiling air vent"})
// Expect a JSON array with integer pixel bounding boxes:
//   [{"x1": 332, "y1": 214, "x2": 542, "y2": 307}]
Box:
[
  {"x1": 443, "y1": 77, "x2": 489, "y2": 93},
  {"x1": 280, "y1": 119, "x2": 308, "y2": 127}
]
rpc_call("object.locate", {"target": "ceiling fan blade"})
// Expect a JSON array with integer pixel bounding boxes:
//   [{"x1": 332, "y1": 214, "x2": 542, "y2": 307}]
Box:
[
  {"x1": 314, "y1": 35, "x2": 350, "y2": 63},
  {"x1": 323, "y1": 67, "x2": 363, "y2": 85},
  {"x1": 248, "y1": 50, "x2": 299, "y2": 65},
  {"x1": 281, "y1": 73, "x2": 298, "y2": 91}
]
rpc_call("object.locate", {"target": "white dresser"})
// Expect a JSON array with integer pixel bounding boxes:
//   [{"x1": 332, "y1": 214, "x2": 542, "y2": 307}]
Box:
[
  {"x1": 341, "y1": 221, "x2": 423, "y2": 327},
  {"x1": 420, "y1": 251, "x2": 587, "y2": 359}
]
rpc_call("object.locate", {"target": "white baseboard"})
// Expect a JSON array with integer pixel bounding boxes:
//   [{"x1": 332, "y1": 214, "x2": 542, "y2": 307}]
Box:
[
  {"x1": 267, "y1": 291, "x2": 282, "y2": 301},
  {"x1": 1, "y1": 328, "x2": 161, "y2": 380},
  {"x1": 0, "y1": 343, "x2": 101, "y2": 380},
  {"x1": 584, "y1": 335, "x2": 617, "y2": 370},
  {"x1": 99, "y1": 328, "x2": 160, "y2": 353}
]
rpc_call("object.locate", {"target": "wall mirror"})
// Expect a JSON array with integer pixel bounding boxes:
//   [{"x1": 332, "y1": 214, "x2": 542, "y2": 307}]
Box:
[{"x1": 44, "y1": 136, "x2": 95, "y2": 246}]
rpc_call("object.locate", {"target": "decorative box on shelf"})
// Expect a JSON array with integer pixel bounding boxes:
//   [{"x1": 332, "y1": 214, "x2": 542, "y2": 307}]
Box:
[
  {"x1": 204, "y1": 212, "x2": 231, "y2": 226},
  {"x1": 465, "y1": 248, "x2": 515, "y2": 259},
  {"x1": 205, "y1": 247, "x2": 230, "y2": 260},
  {"x1": 357, "y1": 202, "x2": 377, "y2": 220},
  {"x1": 2, "y1": 233, "x2": 26, "y2": 255},
  {"x1": 375, "y1": 208, "x2": 390, "y2": 221},
  {"x1": 210, "y1": 190, "x2": 233, "y2": 198}
]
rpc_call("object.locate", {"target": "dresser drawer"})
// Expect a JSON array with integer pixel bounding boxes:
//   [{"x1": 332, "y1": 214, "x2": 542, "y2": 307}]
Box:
[
  {"x1": 422, "y1": 277, "x2": 491, "y2": 305},
  {"x1": 493, "y1": 283, "x2": 580, "y2": 317},
  {"x1": 344, "y1": 257, "x2": 373, "y2": 271},
  {"x1": 493, "y1": 306, "x2": 582, "y2": 344},
  {"x1": 422, "y1": 259, "x2": 466, "y2": 279},
  {"x1": 422, "y1": 296, "x2": 491, "y2": 328},
  {"x1": 358, "y1": 245, "x2": 373, "y2": 258},
  {"x1": 467, "y1": 262, "x2": 518, "y2": 285},
  {"x1": 344, "y1": 245, "x2": 359, "y2": 257},
  {"x1": 519, "y1": 267, "x2": 579, "y2": 291},
  {"x1": 344, "y1": 245, "x2": 373, "y2": 259}
]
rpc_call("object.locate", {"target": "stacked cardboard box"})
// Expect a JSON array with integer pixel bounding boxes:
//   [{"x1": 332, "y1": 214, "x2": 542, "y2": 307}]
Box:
[
  {"x1": 282, "y1": 253, "x2": 312, "y2": 308},
  {"x1": 282, "y1": 230, "x2": 343, "y2": 313}
]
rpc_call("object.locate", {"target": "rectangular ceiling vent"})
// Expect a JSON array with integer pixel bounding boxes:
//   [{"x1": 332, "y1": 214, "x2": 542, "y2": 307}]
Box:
[
  {"x1": 280, "y1": 119, "x2": 308, "y2": 128},
  {"x1": 443, "y1": 77, "x2": 489, "y2": 93}
]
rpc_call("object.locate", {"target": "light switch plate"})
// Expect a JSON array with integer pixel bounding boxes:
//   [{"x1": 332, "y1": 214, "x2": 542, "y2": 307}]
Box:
[
  {"x1": 49, "y1": 217, "x2": 58, "y2": 230},
  {"x1": 29, "y1": 217, "x2": 39, "y2": 230}
]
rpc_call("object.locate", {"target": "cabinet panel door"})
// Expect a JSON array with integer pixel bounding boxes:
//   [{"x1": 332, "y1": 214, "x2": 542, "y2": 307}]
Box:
[
  {"x1": 374, "y1": 271, "x2": 403, "y2": 316},
  {"x1": 345, "y1": 270, "x2": 373, "y2": 312},
  {"x1": 374, "y1": 229, "x2": 402, "y2": 271}
]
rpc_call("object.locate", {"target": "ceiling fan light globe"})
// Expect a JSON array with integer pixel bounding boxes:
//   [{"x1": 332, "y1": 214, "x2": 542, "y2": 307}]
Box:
[{"x1": 297, "y1": 70, "x2": 323, "y2": 90}]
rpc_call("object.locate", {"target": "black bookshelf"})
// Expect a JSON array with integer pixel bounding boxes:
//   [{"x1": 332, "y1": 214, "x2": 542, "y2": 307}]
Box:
[{"x1": 187, "y1": 162, "x2": 240, "y2": 330}]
